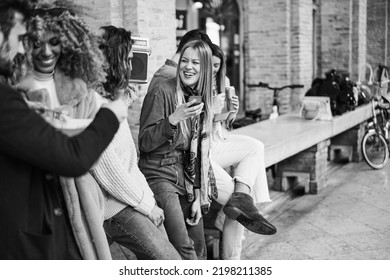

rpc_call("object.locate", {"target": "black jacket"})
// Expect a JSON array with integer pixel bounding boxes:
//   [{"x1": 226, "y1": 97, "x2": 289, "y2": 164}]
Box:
[{"x1": 0, "y1": 83, "x2": 119, "y2": 259}]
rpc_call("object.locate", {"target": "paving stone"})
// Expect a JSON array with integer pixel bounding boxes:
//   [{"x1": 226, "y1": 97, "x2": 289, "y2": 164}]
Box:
[
  {"x1": 241, "y1": 241, "x2": 310, "y2": 260},
  {"x1": 347, "y1": 203, "x2": 390, "y2": 231},
  {"x1": 266, "y1": 221, "x2": 331, "y2": 243},
  {"x1": 338, "y1": 231, "x2": 390, "y2": 252},
  {"x1": 242, "y1": 161, "x2": 390, "y2": 260},
  {"x1": 304, "y1": 207, "x2": 373, "y2": 236},
  {"x1": 320, "y1": 195, "x2": 361, "y2": 214},
  {"x1": 354, "y1": 192, "x2": 390, "y2": 213},
  {"x1": 365, "y1": 248, "x2": 390, "y2": 260},
  {"x1": 323, "y1": 251, "x2": 370, "y2": 260},
  {"x1": 288, "y1": 236, "x2": 364, "y2": 259},
  {"x1": 319, "y1": 196, "x2": 390, "y2": 231}
]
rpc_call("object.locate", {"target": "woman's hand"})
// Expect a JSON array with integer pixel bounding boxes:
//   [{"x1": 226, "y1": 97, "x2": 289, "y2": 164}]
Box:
[
  {"x1": 225, "y1": 95, "x2": 239, "y2": 129},
  {"x1": 186, "y1": 189, "x2": 201, "y2": 226},
  {"x1": 186, "y1": 197, "x2": 202, "y2": 226},
  {"x1": 213, "y1": 93, "x2": 225, "y2": 114},
  {"x1": 147, "y1": 204, "x2": 165, "y2": 227},
  {"x1": 226, "y1": 113, "x2": 236, "y2": 130},
  {"x1": 168, "y1": 99, "x2": 204, "y2": 126},
  {"x1": 229, "y1": 95, "x2": 239, "y2": 112}
]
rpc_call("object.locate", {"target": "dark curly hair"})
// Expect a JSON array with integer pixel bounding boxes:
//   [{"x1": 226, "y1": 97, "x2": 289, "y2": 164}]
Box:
[
  {"x1": 98, "y1": 25, "x2": 133, "y2": 100},
  {"x1": 26, "y1": 0, "x2": 106, "y2": 85}
]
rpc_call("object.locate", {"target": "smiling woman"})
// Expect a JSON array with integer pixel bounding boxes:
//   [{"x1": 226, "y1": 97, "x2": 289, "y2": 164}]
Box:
[
  {"x1": 31, "y1": 31, "x2": 61, "y2": 74},
  {"x1": 175, "y1": 41, "x2": 214, "y2": 135},
  {"x1": 15, "y1": 0, "x2": 114, "y2": 260},
  {"x1": 26, "y1": 1, "x2": 106, "y2": 85},
  {"x1": 139, "y1": 40, "x2": 214, "y2": 260}
]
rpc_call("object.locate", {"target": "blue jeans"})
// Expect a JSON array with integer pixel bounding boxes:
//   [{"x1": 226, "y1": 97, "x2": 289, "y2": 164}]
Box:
[
  {"x1": 139, "y1": 156, "x2": 207, "y2": 260},
  {"x1": 104, "y1": 206, "x2": 181, "y2": 260}
]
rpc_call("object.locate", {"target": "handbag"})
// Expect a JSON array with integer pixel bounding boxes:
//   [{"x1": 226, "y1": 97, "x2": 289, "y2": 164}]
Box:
[
  {"x1": 299, "y1": 96, "x2": 333, "y2": 121},
  {"x1": 356, "y1": 64, "x2": 374, "y2": 104}
]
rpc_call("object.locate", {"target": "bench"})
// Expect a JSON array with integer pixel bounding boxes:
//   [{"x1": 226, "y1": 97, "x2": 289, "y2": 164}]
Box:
[
  {"x1": 229, "y1": 103, "x2": 373, "y2": 193},
  {"x1": 204, "y1": 103, "x2": 374, "y2": 259}
]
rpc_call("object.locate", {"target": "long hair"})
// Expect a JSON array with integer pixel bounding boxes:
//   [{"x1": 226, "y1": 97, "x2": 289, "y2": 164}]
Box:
[
  {"x1": 176, "y1": 40, "x2": 214, "y2": 136},
  {"x1": 211, "y1": 43, "x2": 226, "y2": 94},
  {"x1": 26, "y1": 0, "x2": 106, "y2": 86},
  {"x1": 99, "y1": 25, "x2": 133, "y2": 100}
]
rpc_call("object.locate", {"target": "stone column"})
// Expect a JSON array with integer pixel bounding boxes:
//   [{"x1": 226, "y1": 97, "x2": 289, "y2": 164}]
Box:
[
  {"x1": 351, "y1": 0, "x2": 367, "y2": 80},
  {"x1": 318, "y1": 0, "x2": 367, "y2": 81}
]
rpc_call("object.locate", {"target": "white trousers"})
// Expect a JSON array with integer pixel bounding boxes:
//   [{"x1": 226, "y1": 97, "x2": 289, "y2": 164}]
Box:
[{"x1": 210, "y1": 133, "x2": 271, "y2": 260}]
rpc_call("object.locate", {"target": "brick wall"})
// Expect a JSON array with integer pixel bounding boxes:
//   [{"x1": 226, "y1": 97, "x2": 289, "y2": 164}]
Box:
[
  {"x1": 317, "y1": 0, "x2": 368, "y2": 82},
  {"x1": 244, "y1": 0, "x2": 292, "y2": 114},
  {"x1": 243, "y1": 0, "x2": 311, "y2": 114},
  {"x1": 318, "y1": 0, "x2": 353, "y2": 74},
  {"x1": 367, "y1": 0, "x2": 389, "y2": 67}
]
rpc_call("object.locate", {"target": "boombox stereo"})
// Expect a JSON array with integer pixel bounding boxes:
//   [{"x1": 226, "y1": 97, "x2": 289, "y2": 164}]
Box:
[{"x1": 130, "y1": 37, "x2": 151, "y2": 84}]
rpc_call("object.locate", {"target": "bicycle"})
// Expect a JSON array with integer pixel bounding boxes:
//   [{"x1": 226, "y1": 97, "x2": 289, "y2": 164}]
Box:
[
  {"x1": 247, "y1": 82, "x2": 304, "y2": 119},
  {"x1": 361, "y1": 79, "x2": 390, "y2": 169},
  {"x1": 232, "y1": 82, "x2": 304, "y2": 129}
]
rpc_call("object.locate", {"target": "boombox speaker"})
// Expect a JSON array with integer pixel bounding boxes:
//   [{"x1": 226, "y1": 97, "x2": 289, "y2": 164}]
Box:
[{"x1": 130, "y1": 37, "x2": 151, "y2": 84}]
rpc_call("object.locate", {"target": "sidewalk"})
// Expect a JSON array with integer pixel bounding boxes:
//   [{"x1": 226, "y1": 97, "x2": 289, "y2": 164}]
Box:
[{"x1": 242, "y1": 161, "x2": 390, "y2": 260}]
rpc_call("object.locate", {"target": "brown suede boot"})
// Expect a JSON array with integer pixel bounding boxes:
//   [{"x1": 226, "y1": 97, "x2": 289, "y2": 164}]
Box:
[{"x1": 223, "y1": 192, "x2": 277, "y2": 235}]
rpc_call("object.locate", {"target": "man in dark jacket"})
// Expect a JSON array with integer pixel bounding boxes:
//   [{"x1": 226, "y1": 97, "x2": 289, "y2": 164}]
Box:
[{"x1": 0, "y1": 0, "x2": 127, "y2": 259}]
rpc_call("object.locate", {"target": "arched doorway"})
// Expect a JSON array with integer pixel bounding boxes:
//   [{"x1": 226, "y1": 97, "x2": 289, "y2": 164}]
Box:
[{"x1": 197, "y1": 0, "x2": 241, "y2": 95}]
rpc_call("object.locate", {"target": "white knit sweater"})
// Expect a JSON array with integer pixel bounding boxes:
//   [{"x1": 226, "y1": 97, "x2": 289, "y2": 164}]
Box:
[{"x1": 90, "y1": 119, "x2": 156, "y2": 220}]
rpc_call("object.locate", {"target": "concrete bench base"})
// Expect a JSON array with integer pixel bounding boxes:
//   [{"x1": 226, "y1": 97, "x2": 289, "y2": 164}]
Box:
[
  {"x1": 273, "y1": 122, "x2": 366, "y2": 194},
  {"x1": 329, "y1": 122, "x2": 367, "y2": 162},
  {"x1": 274, "y1": 139, "x2": 330, "y2": 194}
]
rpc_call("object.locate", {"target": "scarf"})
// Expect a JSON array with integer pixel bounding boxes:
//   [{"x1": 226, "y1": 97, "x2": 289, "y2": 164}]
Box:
[{"x1": 181, "y1": 83, "x2": 217, "y2": 214}]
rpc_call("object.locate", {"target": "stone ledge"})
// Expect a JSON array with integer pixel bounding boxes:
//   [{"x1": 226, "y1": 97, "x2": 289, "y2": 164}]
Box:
[{"x1": 230, "y1": 104, "x2": 372, "y2": 168}]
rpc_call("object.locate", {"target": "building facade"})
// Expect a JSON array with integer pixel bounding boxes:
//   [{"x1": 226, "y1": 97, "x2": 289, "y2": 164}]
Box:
[{"x1": 78, "y1": 0, "x2": 389, "y2": 125}]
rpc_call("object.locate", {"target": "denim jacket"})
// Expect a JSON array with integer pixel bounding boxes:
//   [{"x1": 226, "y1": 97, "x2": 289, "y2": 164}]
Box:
[{"x1": 139, "y1": 77, "x2": 189, "y2": 155}]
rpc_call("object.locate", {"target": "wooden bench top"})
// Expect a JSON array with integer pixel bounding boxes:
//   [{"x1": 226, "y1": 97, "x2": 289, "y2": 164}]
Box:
[{"x1": 230, "y1": 104, "x2": 373, "y2": 168}]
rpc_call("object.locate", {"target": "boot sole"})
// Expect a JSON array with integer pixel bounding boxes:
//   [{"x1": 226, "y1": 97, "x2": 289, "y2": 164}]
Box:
[
  {"x1": 224, "y1": 205, "x2": 277, "y2": 235},
  {"x1": 236, "y1": 214, "x2": 277, "y2": 235}
]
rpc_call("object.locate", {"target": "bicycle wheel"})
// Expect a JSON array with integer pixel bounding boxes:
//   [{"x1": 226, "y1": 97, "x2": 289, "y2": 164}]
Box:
[{"x1": 362, "y1": 130, "x2": 389, "y2": 169}]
